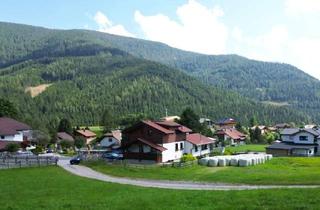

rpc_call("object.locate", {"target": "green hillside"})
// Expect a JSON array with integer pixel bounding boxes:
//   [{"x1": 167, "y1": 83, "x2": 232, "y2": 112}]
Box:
[{"x1": 0, "y1": 22, "x2": 314, "y2": 129}]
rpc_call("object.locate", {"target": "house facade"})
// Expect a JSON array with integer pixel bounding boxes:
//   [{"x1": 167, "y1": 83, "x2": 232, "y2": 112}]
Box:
[
  {"x1": 215, "y1": 128, "x2": 246, "y2": 145},
  {"x1": 122, "y1": 120, "x2": 215, "y2": 163},
  {"x1": 100, "y1": 130, "x2": 122, "y2": 149},
  {"x1": 75, "y1": 129, "x2": 97, "y2": 145},
  {"x1": 0, "y1": 117, "x2": 31, "y2": 150},
  {"x1": 266, "y1": 128, "x2": 320, "y2": 157}
]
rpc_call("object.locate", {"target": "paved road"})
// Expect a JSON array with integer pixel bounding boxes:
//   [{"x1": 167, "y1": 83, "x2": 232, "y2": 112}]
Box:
[{"x1": 58, "y1": 159, "x2": 320, "y2": 191}]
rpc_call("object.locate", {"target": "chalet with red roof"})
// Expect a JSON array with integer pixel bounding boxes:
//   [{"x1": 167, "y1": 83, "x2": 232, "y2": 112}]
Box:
[
  {"x1": 215, "y1": 128, "x2": 247, "y2": 145},
  {"x1": 0, "y1": 117, "x2": 31, "y2": 150},
  {"x1": 75, "y1": 129, "x2": 97, "y2": 145},
  {"x1": 122, "y1": 120, "x2": 216, "y2": 163},
  {"x1": 215, "y1": 118, "x2": 237, "y2": 129}
]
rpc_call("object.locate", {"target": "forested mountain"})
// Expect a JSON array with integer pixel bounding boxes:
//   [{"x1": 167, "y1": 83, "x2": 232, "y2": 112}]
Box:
[{"x1": 0, "y1": 22, "x2": 316, "y2": 129}]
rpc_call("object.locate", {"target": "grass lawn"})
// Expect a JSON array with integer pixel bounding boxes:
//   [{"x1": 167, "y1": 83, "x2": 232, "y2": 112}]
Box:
[
  {"x1": 0, "y1": 166, "x2": 320, "y2": 210},
  {"x1": 226, "y1": 144, "x2": 268, "y2": 153},
  {"x1": 83, "y1": 157, "x2": 320, "y2": 185}
]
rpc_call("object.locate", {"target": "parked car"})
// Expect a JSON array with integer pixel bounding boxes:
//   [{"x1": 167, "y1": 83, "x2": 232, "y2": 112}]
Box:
[
  {"x1": 46, "y1": 148, "x2": 53, "y2": 153},
  {"x1": 102, "y1": 152, "x2": 123, "y2": 160},
  {"x1": 70, "y1": 156, "x2": 81, "y2": 165}
]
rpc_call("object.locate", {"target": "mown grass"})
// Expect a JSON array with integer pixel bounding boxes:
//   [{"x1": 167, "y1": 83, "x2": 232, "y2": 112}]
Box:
[
  {"x1": 0, "y1": 166, "x2": 320, "y2": 210},
  {"x1": 226, "y1": 144, "x2": 268, "y2": 153},
  {"x1": 84, "y1": 157, "x2": 320, "y2": 185}
]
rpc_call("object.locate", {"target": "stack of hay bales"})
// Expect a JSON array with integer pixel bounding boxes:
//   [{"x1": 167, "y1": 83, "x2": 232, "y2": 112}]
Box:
[{"x1": 199, "y1": 153, "x2": 272, "y2": 167}]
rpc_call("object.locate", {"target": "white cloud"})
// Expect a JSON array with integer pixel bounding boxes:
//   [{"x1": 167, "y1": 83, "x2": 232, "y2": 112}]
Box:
[
  {"x1": 134, "y1": 0, "x2": 228, "y2": 54},
  {"x1": 93, "y1": 11, "x2": 135, "y2": 37},
  {"x1": 285, "y1": 0, "x2": 320, "y2": 16},
  {"x1": 232, "y1": 25, "x2": 320, "y2": 79}
]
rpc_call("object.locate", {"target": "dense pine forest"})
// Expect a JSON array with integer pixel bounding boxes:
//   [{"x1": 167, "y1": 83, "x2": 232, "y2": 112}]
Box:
[{"x1": 0, "y1": 22, "x2": 318, "y2": 131}]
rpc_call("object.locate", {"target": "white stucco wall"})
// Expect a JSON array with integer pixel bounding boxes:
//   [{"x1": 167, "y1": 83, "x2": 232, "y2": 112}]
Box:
[
  {"x1": 184, "y1": 141, "x2": 211, "y2": 157},
  {"x1": 282, "y1": 132, "x2": 315, "y2": 144},
  {"x1": 100, "y1": 137, "x2": 119, "y2": 148},
  {"x1": 0, "y1": 131, "x2": 23, "y2": 142},
  {"x1": 161, "y1": 141, "x2": 184, "y2": 162}
]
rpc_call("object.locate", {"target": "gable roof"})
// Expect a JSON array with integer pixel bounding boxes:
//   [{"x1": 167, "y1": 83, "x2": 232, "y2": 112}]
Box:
[
  {"x1": 57, "y1": 132, "x2": 74, "y2": 142},
  {"x1": 216, "y1": 118, "x2": 236, "y2": 124},
  {"x1": 186, "y1": 133, "x2": 215, "y2": 145},
  {"x1": 266, "y1": 142, "x2": 317, "y2": 150},
  {"x1": 142, "y1": 120, "x2": 174, "y2": 134},
  {"x1": 75, "y1": 129, "x2": 97, "y2": 138},
  {"x1": 216, "y1": 128, "x2": 246, "y2": 140},
  {"x1": 155, "y1": 121, "x2": 192, "y2": 133},
  {"x1": 281, "y1": 128, "x2": 320, "y2": 136},
  {"x1": 123, "y1": 138, "x2": 167, "y2": 152},
  {"x1": 104, "y1": 130, "x2": 122, "y2": 141},
  {"x1": 0, "y1": 117, "x2": 31, "y2": 136}
]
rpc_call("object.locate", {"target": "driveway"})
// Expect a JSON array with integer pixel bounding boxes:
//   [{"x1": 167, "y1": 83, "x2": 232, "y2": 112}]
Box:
[{"x1": 58, "y1": 159, "x2": 320, "y2": 191}]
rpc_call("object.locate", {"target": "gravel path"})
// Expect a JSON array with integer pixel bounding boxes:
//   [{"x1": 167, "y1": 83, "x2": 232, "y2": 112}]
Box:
[{"x1": 58, "y1": 159, "x2": 320, "y2": 191}]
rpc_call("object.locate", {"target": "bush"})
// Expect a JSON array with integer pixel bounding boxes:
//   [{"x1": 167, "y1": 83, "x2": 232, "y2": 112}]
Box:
[
  {"x1": 5, "y1": 143, "x2": 20, "y2": 153},
  {"x1": 223, "y1": 148, "x2": 233, "y2": 155},
  {"x1": 32, "y1": 145, "x2": 44, "y2": 155},
  {"x1": 180, "y1": 154, "x2": 196, "y2": 162}
]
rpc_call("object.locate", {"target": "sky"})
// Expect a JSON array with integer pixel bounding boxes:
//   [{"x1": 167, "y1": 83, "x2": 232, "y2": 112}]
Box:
[{"x1": 1, "y1": 0, "x2": 320, "y2": 79}]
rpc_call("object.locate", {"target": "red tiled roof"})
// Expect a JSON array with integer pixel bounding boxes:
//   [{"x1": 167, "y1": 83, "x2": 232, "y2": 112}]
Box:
[
  {"x1": 186, "y1": 133, "x2": 215, "y2": 145},
  {"x1": 0, "y1": 117, "x2": 31, "y2": 136},
  {"x1": 76, "y1": 129, "x2": 97, "y2": 138},
  {"x1": 216, "y1": 128, "x2": 246, "y2": 140},
  {"x1": 143, "y1": 120, "x2": 174, "y2": 134},
  {"x1": 155, "y1": 121, "x2": 192, "y2": 133},
  {"x1": 57, "y1": 132, "x2": 74, "y2": 142}
]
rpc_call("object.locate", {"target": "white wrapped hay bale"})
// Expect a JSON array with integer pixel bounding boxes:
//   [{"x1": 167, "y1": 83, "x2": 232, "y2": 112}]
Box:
[
  {"x1": 208, "y1": 158, "x2": 218, "y2": 167},
  {"x1": 230, "y1": 158, "x2": 239, "y2": 166},
  {"x1": 251, "y1": 158, "x2": 256, "y2": 165},
  {"x1": 225, "y1": 157, "x2": 231, "y2": 166},
  {"x1": 266, "y1": 154, "x2": 273, "y2": 160},
  {"x1": 218, "y1": 158, "x2": 226, "y2": 167},
  {"x1": 199, "y1": 158, "x2": 209, "y2": 166},
  {"x1": 239, "y1": 159, "x2": 249, "y2": 167}
]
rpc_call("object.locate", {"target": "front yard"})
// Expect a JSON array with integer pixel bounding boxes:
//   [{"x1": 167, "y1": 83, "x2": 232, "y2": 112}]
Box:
[
  {"x1": 1, "y1": 166, "x2": 320, "y2": 209},
  {"x1": 83, "y1": 157, "x2": 320, "y2": 185}
]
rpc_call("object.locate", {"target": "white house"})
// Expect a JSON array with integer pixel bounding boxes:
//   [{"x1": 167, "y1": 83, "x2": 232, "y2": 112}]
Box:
[
  {"x1": 0, "y1": 117, "x2": 31, "y2": 150},
  {"x1": 185, "y1": 133, "x2": 216, "y2": 157},
  {"x1": 100, "y1": 130, "x2": 122, "y2": 150},
  {"x1": 266, "y1": 128, "x2": 320, "y2": 157}
]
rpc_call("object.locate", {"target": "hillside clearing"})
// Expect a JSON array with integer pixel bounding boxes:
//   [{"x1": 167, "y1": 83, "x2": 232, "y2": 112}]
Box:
[{"x1": 25, "y1": 83, "x2": 52, "y2": 97}]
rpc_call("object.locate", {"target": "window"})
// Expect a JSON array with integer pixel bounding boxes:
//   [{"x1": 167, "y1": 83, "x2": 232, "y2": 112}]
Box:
[
  {"x1": 201, "y1": 144, "x2": 208, "y2": 150},
  {"x1": 194, "y1": 145, "x2": 198, "y2": 152},
  {"x1": 108, "y1": 138, "x2": 113, "y2": 142},
  {"x1": 299, "y1": 136, "x2": 308, "y2": 141},
  {"x1": 0, "y1": 136, "x2": 4, "y2": 139},
  {"x1": 180, "y1": 142, "x2": 184, "y2": 150},
  {"x1": 148, "y1": 130, "x2": 152, "y2": 136},
  {"x1": 175, "y1": 143, "x2": 179, "y2": 151}
]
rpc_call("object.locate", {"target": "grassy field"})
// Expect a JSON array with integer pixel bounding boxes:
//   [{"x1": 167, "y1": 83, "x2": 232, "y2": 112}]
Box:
[
  {"x1": 1, "y1": 166, "x2": 320, "y2": 210},
  {"x1": 226, "y1": 144, "x2": 268, "y2": 153},
  {"x1": 84, "y1": 157, "x2": 320, "y2": 185}
]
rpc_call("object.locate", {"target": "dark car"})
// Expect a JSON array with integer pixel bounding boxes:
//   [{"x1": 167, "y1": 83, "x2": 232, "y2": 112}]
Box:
[
  {"x1": 102, "y1": 152, "x2": 123, "y2": 160},
  {"x1": 70, "y1": 156, "x2": 81, "y2": 165}
]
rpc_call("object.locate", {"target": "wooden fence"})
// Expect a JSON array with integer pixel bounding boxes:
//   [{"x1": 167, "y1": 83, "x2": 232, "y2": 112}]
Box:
[{"x1": 0, "y1": 156, "x2": 58, "y2": 169}]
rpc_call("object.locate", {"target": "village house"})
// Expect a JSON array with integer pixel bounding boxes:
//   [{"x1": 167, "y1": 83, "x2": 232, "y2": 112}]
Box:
[
  {"x1": 215, "y1": 118, "x2": 237, "y2": 129},
  {"x1": 215, "y1": 128, "x2": 247, "y2": 145},
  {"x1": 0, "y1": 117, "x2": 31, "y2": 150},
  {"x1": 74, "y1": 128, "x2": 97, "y2": 145},
  {"x1": 99, "y1": 130, "x2": 122, "y2": 150},
  {"x1": 266, "y1": 128, "x2": 320, "y2": 157},
  {"x1": 122, "y1": 120, "x2": 215, "y2": 163},
  {"x1": 56, "y1": 132, "x2": 74, "y2": 149}
]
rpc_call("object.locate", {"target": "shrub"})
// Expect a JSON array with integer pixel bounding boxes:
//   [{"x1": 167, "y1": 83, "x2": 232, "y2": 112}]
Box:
[
  {"x1": 180, "y1": 154, "x2": 196, "y2": 162},
  {"x1": 32, "y1": 145, "x2": 44, "y2": 155},
  {"x1": 223, "y1": 148, "x2": 233, "y2": 155},
  {"x1": 5, "y1": 143, "x2": 20, "y2": 153}
]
